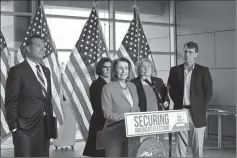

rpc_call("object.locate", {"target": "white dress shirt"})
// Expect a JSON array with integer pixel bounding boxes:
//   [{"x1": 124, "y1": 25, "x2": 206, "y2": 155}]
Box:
[
  {"x1": 122, "y1": 88, "x2": 134, "y2": 107},
  {"x1": 183, "y1": 64, "x2": 195, "y2": 106},
  {"x1": 26, "y1": 58, "x2": 48, "y2": 91}
]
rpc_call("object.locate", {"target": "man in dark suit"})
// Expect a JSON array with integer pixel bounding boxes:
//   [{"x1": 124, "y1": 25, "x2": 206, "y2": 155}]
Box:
[
  {"x1": 5, "y1": 35, "x2": 55, "y2": 157},
  {"x1": 167, "y1": 41, "x2": 213, "y2": 157}
]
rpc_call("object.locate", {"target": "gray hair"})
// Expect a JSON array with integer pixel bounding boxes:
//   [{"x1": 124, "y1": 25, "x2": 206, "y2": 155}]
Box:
[{"x1": 135, "y1": 58, "x2": 155, "y2": 76}]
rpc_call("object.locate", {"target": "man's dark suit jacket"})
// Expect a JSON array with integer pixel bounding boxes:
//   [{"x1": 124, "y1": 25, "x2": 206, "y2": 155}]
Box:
[
  {"x1": 83, "y1": 77, "x2": 106, "y2": 157},
  {"x1": 131, "y1": 76, "x2": 169, "y2": 112},
  {"x1": 5, "y1": 60, "x2": 54, "y2": 131},
  {"x1": 5, "y1": 60, "x2": 55, "y2": 157},
  {"x1": 167, "y1": 64, "x2": 213, "y2": 128}
]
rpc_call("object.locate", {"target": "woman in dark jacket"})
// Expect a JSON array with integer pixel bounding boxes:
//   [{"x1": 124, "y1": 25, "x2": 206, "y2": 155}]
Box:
[
  {"x1": 130, "y1": 58, "x2": 170, "y2": 142},
  {"x1": 83, "y1": 57, "x2": 112, "y2": 157}
]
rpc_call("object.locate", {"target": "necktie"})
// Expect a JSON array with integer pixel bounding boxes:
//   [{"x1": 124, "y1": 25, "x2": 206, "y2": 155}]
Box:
[{"x1": 36, "y1": 65, "x2": 47, "y2": 97}]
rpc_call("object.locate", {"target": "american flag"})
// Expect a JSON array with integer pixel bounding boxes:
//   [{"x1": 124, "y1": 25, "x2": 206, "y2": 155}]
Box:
[
  {"x1": 115, "y1": 6, "x2": 155, "y2": 76},
  {"x1": 62, "y1": 5, "x2": 108, "y2": 140},
  {"x1": 15, "y1": 3, "x2": 64, "y2": 125},
  {"x1": 0, "y1": 31, "x2": 11, "y2": 139}
]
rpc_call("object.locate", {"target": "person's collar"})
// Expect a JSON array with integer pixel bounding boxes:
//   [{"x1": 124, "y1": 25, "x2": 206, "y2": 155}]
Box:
[
  {"x1": 100, "y1": 76, "x2": 111, "y2": 83},
  {"x1": 26, "y1": 57, "x2": 39, "y2": 68},
  {"x1": 184, "y1": 63, "x2": 195, "y2": 70}
]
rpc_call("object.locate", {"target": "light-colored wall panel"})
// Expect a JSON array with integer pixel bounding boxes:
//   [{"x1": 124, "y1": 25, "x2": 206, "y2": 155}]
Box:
[
  {"x1": 215, "y1": 31, "x2": 236, "y2": 68},
  {"x1": 177, "y1": 33, "x2": 215, "y2": 68},
  {"x1": 1, "y1": 15, "x2": 14, "y2": 48},
  {"x1": 208, "y1": 69, "x2": 235, "y2": 106},
  {"x1": 153, "y1": 55, "x2": 170, "y2": 71},
  {"x1": 176, "y1": 0, "x2": 236, "y2": 138},
  {"x1": 144, "y1": 25, "x2": 169, "y2": 39},
  {"x1": 156, "y1": 70, "x2": 169, "y2": 84},
  {"x1": 209, "y1": 115, "x2": 236, "y2": 137},
  {"x1": 149, "y1": 38, "x2": 170, "y2": 52},
  {"x1": 177, "y1": 1, "x2": 236, "y2": 35}
]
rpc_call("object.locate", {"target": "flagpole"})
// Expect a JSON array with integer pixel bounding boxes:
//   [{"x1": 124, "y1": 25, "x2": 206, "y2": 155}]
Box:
[
  {"x1": 133, "y1": 0, "x2": 140, "y2": 62},
  {"x1": 133, "y1": 1, "x2": 157, "y2": 76},
  {"x1": 94, "y1": 1, "x2": 100, "y2": 60},
  {"x1": 39, "y1": 0, "x2": 43, "y2": 37},
  {"x1": 39, "y1": 0, "x2": 44, "y2": 65},
  {"x1": 94, "y1": 1, "x2": 109, "y2": 58}
]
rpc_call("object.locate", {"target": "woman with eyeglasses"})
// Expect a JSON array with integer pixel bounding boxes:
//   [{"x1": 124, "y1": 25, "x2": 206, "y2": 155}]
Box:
[
  {"x1": 131, "y1": 58, "x2": 170, "y2": 142},
  {"x1": 83, "y1": 57, "x2": 112, "y2": 157}
]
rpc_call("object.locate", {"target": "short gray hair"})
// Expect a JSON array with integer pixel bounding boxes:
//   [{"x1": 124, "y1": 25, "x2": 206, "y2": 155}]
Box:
[{"x1": 135, "y1": 58, "x2": 155, "y2": 76}]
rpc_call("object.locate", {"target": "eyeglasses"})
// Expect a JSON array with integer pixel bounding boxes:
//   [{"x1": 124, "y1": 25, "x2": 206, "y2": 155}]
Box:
[{"x1": 102, "y1": 66, "x2": 111, "y2": 70}]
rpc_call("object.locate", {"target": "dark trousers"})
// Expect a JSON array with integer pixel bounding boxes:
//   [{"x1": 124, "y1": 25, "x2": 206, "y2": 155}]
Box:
[{"x1": 12, "y1": 116, "x2": 50, "y2": 157}]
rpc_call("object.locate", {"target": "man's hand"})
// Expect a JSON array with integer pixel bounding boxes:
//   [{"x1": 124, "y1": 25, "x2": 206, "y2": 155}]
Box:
[
  {"x1": 12, "y1": 128, "x2": 17, "y2": 132},
  {"x1": 159, "y1": 101, "x2": 169, "y2": 110},
  {"x1": 163, "y1": 101, "x2": 169, "y2": 108}
]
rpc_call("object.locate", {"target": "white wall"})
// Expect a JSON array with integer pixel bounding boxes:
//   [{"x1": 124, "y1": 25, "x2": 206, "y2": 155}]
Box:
[
  {"x1": 1, "y1": 1, "x2": 14, "y2": 48},
  {"x1": 177, "y1": 1, "x2": 236, "y2": 137}
]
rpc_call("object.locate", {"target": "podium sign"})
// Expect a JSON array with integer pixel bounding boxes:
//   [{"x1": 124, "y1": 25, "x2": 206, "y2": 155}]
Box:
[{"x1": 125, "y1": 109, "x2": 189, "y2": 137}]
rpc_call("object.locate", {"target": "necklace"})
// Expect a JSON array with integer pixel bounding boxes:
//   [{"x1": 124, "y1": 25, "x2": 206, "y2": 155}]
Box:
[{"x1": 119, "y1": 83, "x2": 128, "y2": 90}]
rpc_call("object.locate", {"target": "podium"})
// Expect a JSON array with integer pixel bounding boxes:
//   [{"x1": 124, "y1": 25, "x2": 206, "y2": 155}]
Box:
[
  {"x1": 97, "y1": 120, "x2": 142, "y2": 156},
  {"x1": 97, "y1": 110, "x2": 189, "y2": 157}
]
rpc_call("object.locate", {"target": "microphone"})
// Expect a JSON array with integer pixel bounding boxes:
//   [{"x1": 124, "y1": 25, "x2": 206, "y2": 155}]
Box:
[
  {"x1": 141, "y1": 76, "x2": 147, "y2": 81},
  {"x1": 164, "y1": 84, "x2": 170, "y2": 101}
]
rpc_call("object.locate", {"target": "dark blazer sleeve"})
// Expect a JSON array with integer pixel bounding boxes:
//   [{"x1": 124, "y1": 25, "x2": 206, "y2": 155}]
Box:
[
  {"x1": 89, "y1": 81, "x2": 103, "y2": 113},
  {"x1": 154, "y1": 78, "x2": 170, "y2": 110},
  {"x1": 203, "y1": 67, "x2": 213, "y2": 103},
  {"x1": 158, "y1": 78, "x2": 170, "y2": 109},
  {"x1": 5, "y1": 66, "x2": 20, "y2": 131},
  {"x1": 89, "y1": 82, "x2": 97, "y2": 112},
  {"x1": 46, "y1": 69, "x2": 53, "y2": 117},
  {"x1": 167, "y1": 67, "x2": 175, "y2": 101}
]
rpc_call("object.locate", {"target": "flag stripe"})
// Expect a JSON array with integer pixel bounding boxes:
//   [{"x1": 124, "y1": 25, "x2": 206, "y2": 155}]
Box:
[
  {"x1": 0, "y1": 72, "x2": 6, "y2": 109},
  {"x1": 1, "y1": 108, "x2": 9, "y2": 136},
  {"x1": 0, "y1": 121, "x2": 6, "y2": 137},
  {"x1": 51, "y1": 98, "x2": 63, "y2": 124},
  {"x1": 1, "y1": 60, "x2": 7, "y2": 82},
  {"x1": 64, "y1": 64, "x2": 92, "y2": 121},
  {"x1": 72, "y1": 47, "x2": 94, "y2": 92},
  {"x1": 62, "y1": 75, "x2": 90, "y2": 128},
  {"x1": 62, "y1": 76, "x2": 89, "y2": 139},
  {"x1": 63, "y1": 6, "x2": 109, "y2": 141},
  {"x1": 86, "y1": 64, "x2": 97, "y2": 81},
  {"x1": 0, "y1": 92, "x2": 5, "y2": 115},
  {"x1": 43, "y1": 56, "x2": 61, "y2": 97},
  {"x1": 1, "y1": 32, "x2": 10, "y2": 139},
  {"x1": 116, "y1": 7, "x2": 153, "y2": 79},
  {"x1": 1, "y1": 71, "x2": 6, "y2": 93},
  {"x1": 42, "y1": 56, "x2": 63, "y2": 124}
]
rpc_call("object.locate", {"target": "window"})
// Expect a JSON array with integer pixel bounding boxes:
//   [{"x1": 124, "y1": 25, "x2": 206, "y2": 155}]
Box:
[
  {"x1": 45, "y1": 5, "x2": 109, "y2": 65},
  {"x1": 115, "y1": 22, "x2": 130, "y2": 50},
  {"x1": 1, "y1": 1, "x2": 32, "y2": 49},
  {"x1": 57, "y1": 51, "x2": 71, "y2": 69}
]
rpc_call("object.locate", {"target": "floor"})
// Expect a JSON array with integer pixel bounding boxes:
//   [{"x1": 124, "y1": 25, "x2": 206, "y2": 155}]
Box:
[{"x1": 1, "y1": 130, "x2": 236, "y2": 157}]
